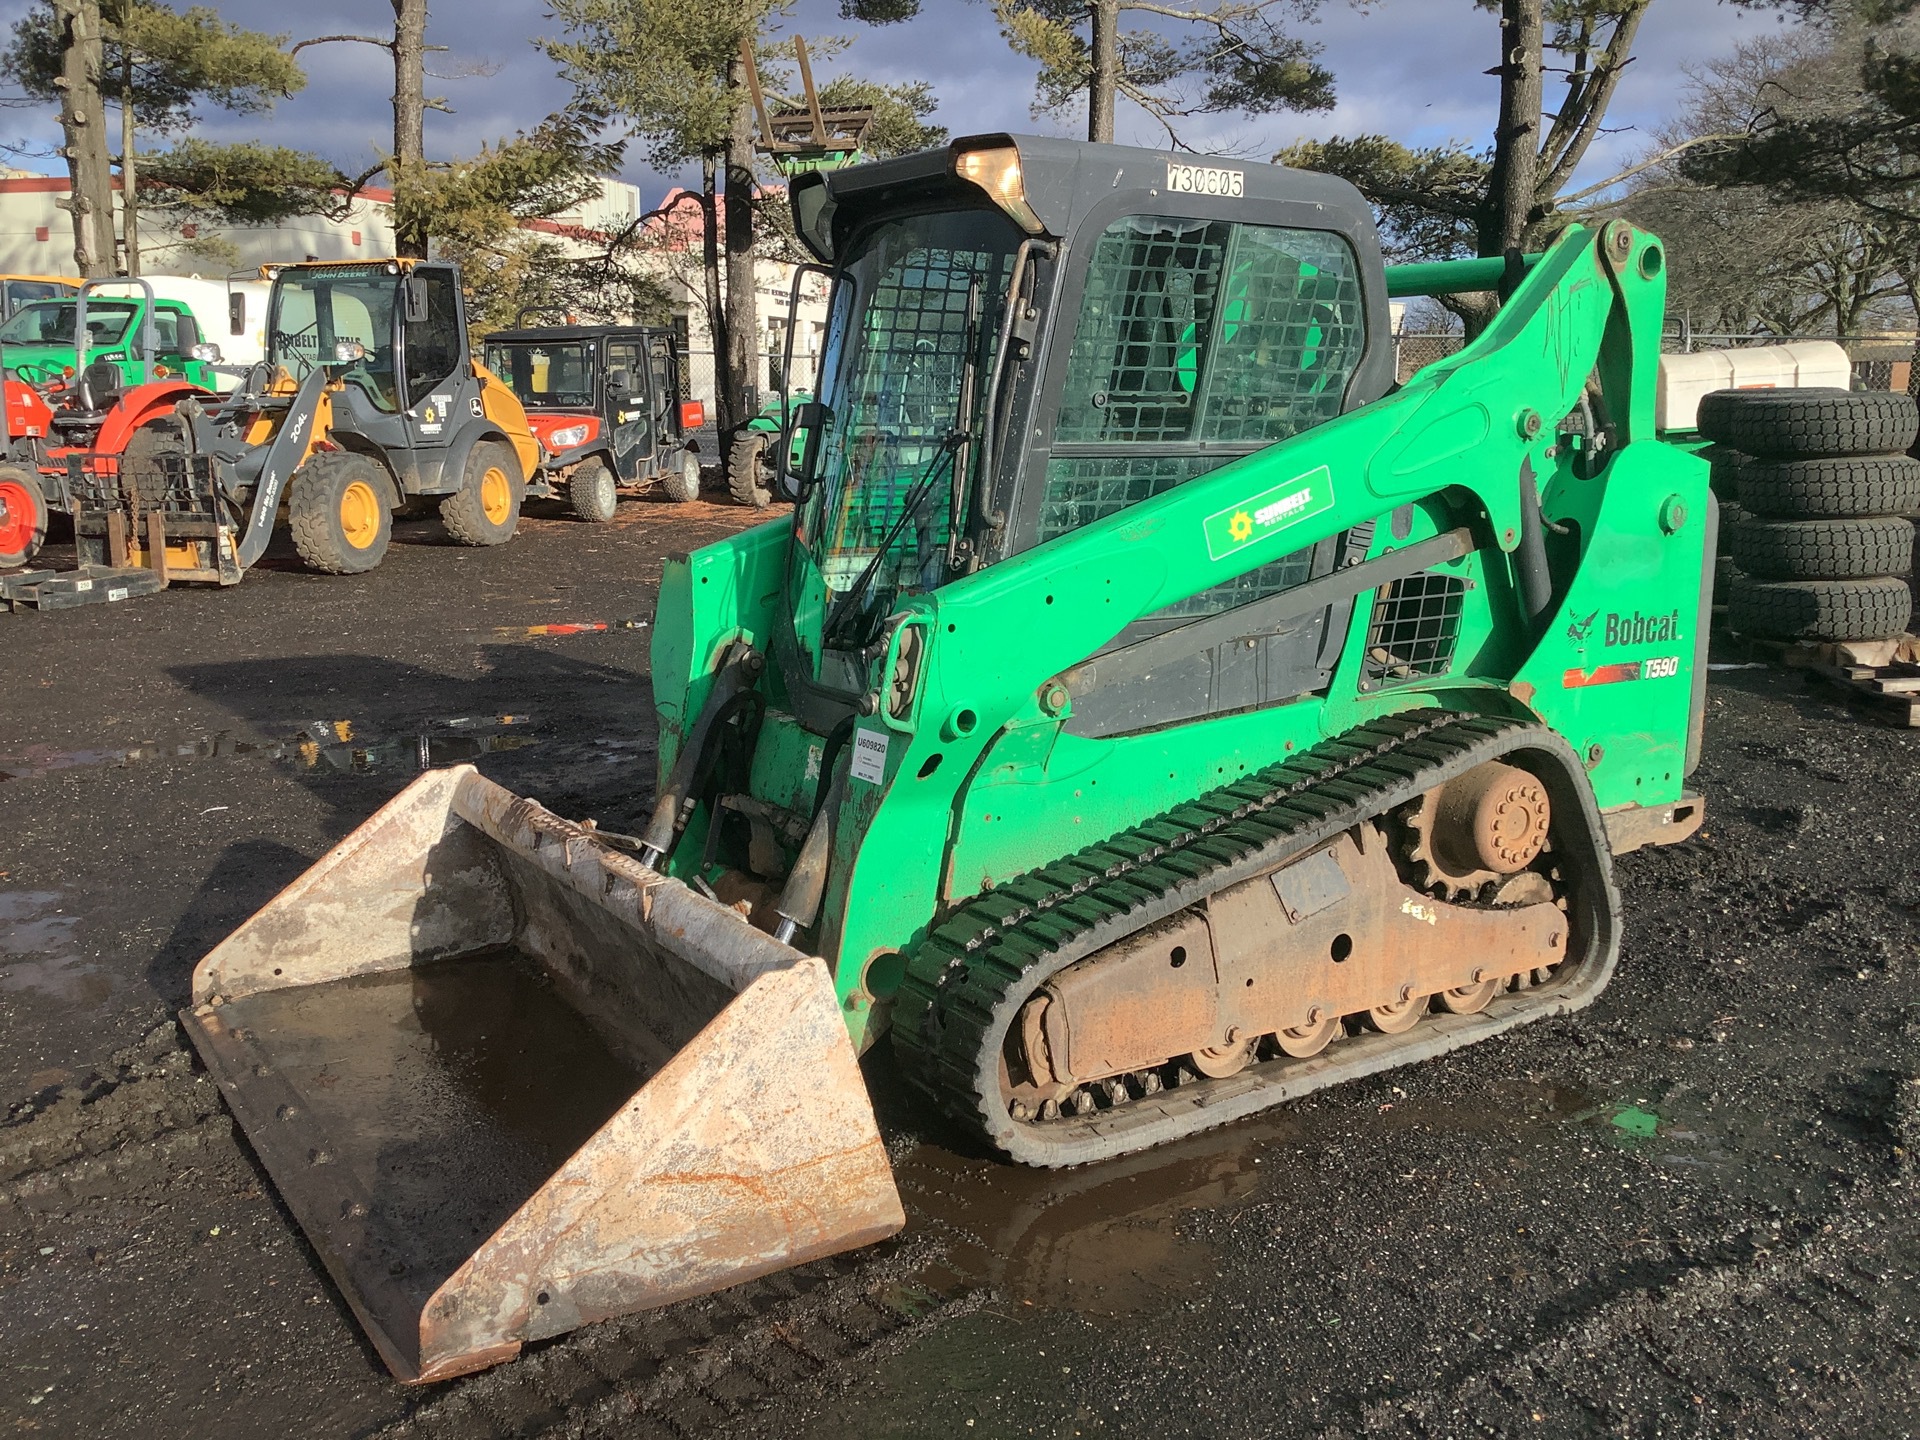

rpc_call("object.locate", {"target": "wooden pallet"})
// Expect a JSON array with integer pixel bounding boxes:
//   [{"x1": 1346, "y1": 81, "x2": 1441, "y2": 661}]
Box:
[
  {"x1": 1739, "y1": 633, "x2": 1920, "y2": 727},
  {"x1": 0, "y1": 564, "x2": 165, "y2": 612},
  {"x1": 1811, "y1": 658, "x2": 1920, "y2": 727}
]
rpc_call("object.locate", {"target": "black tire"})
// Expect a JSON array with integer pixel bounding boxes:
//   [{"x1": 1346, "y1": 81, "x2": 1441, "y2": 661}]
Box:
[
  {"x1": 287, "y1": 451, "x2": 393, "y2": 575},
  {"x1": 565, "y1": 455, "x2": 618, "y2": 523},
  {"x1": 1708, "y1": 448, "x2": 1743, "y2": 504},
  {"x1": 728, "y1": 430, "x2": 772, "y2": 509},
  {"x1": 1712, "y1": 553, "x2": 1737, "y2": 605},
  {"x1": 440, "y1": 440, "x2": 523, "y2": 546},
  {"x1": 1737, "y1": 455, "x2": 1920, "y2": 519},
  {"x1": 1727, "y1": 516, "x2": 1915, "y2": 580},
  {"x1": 0, "y1": 463, "x2": 48, "y2": 568},
  {"x1": 1716, "y1": 497, "x2": 1746, "y2": 548},
  {"x1": 1696, "y1": 389, "x2": 1839, "y2": 447},
  {"x1": 660, "y1": 448, "x2": 701, "y2": 504},
  {"x1": 1697, "y1": 388, "x2": 1918, "y2": 458},
  {"x1": 120, "y1": 419, "x2": 188, "y2": 505},
  {"x1": 1727, "y1": 574, "x2": 1912, "y2": 641}
]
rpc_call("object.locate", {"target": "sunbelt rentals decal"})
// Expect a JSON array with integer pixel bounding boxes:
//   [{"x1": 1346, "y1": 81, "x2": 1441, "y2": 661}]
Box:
[{"x1": 1204, "y1": 466, "x2": 1335, "y2": 561}]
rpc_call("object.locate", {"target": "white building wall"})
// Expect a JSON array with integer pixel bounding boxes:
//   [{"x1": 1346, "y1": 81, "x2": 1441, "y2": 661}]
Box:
[{"x1": 0, "y1": 176, "x2": 396, "y2": 275}]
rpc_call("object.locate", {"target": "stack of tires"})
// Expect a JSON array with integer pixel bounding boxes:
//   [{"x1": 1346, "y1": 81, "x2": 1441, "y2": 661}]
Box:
[{"x1": 1700, "y1": 388, "x2": 1919, "y2": 643}]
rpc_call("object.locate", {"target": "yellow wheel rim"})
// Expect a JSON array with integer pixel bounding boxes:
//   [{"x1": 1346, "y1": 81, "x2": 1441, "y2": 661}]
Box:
[
  {"x1": 339, "y1": 480, "x2": 380, "y2": 550},
  {"x1": 480, "y1": 465, "x2": 512, "y2": 525}
]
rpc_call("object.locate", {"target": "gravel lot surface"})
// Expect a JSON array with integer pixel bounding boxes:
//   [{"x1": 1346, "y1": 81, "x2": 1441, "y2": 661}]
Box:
[{"x1": 2, "y1": 498, "x2": 1916, "y2": 1439}]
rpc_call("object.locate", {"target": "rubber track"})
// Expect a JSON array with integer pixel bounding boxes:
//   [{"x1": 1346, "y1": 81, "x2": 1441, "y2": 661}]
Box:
[
  {"x1": 894, "y1": 710, "x2": 1620, "y2": 1167},
  {"x1": 375, "y1": 1243, "x2": 976, "y2": 1440}
]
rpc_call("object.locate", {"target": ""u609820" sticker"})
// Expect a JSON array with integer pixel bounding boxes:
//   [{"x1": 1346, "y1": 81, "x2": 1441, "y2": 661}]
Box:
[{"x1": 1166, "y1": 163, "x2": 1244, "y2": 197}]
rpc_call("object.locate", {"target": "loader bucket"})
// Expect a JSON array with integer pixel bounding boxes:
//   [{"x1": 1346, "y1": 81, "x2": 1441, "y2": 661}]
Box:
[{"x1": 180, "y1": 765, "x2": 904, "y2": 1383}]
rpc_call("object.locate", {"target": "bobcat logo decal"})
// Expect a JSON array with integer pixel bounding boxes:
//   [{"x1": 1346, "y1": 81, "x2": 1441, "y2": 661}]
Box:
[{"x1": 1566, "y1": 609, "x2": 1597, "y2": 644}]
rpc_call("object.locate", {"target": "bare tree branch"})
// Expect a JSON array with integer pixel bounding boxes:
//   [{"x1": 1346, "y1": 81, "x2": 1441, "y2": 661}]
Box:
[
  {"x1": 1538, "y1": 5, "x2": 1646, "y2": 199},
  {"x1": 291, "y1": 33, "x2": 392, "y2": 54},
  {"x1": 1557, "y1": 132, "x2": 1745, "y2": 206}
]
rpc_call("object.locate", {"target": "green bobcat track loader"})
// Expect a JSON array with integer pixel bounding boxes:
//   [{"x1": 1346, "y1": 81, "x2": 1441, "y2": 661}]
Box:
[{"x1": 182, "y1": 135, "x2": 1711, "y2": 1381}]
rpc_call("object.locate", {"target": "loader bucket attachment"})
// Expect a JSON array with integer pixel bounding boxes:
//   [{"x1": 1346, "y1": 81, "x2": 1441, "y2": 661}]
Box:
[{"x1": 180, "y1": 766, "x2": 904, "y2": 1383}]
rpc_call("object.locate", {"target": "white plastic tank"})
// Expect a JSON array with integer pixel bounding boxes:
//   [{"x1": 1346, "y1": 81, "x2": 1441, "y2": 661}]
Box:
[
  {"x1": 138, "y1": 275, "x2": 272, "y2": 389},
  {"x1": 1657, "y1": 340, "x2": 1854, "y2": 432}
]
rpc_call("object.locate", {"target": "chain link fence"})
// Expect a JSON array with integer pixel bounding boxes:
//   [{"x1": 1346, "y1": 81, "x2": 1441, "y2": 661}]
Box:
[
  {"x1": 679, "y1": 349, "x2": 823, "y2": 410},
  {"x1": 1396, "y1": 329, "x2": 1920, "y2": 390},
  {"x1": 688, "y1": 332, "x2": 1920, "y2": 426}
]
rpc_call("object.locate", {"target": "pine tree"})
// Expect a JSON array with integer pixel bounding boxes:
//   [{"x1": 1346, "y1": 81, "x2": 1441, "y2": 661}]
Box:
[{"x1": 7, "y1": 0, "x2": 307, "y2": 274}]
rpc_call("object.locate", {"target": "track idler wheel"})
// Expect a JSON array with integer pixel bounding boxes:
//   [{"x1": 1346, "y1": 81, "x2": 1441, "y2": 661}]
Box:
[
  {"x1": 1189, "y1": 1036, "x2": 1257, "y2": 1078},
  {"x1": 1436, "y1": 974, "x2": 1502, "y2": 1015}
]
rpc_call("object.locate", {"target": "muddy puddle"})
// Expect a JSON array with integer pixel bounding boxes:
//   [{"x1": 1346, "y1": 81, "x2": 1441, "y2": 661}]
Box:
[
  {"x1": 893, "y1": 1073, "x2": 1795, "y2": 1321},
  {"x1": 895, "y1": 1118, "x2": 1288, "y2": 1318},
  {"x1": 208, "y1": 950, "x2": 646, "y2": 1304},
  {"x1": 0, "y1": 714, "x2": 548, "y2": 782},
  {"x1": 0, "y1": 890, "x2": 117, "y2": 1005}
]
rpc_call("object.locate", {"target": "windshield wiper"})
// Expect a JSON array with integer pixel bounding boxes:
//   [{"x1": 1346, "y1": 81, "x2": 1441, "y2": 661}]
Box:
[
  {"x1": 820, "y1": 435, "x2": 959, "y2": 652},
  {"x1": 821, "y1": 276, "x2": 990, "y2": 652}
]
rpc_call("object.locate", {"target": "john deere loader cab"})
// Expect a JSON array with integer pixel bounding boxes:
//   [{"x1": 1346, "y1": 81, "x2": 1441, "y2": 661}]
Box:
[
  {"x1": 185, "y1": 135, "x2": 1718, "y2": 1381},
  {"x1": 157, "y1": 259, "x2": 540, "y2": 577},
  {"x1": 481, "y1": 324, "x2": 705, "y2": 520}
]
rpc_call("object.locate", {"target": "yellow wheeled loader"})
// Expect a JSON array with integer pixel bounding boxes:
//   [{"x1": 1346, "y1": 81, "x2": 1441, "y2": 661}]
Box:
[
  {"x1": 183, "y1": 134, "x2": 1727, "y2": 1382},
  {"x1": 156, "y1": 259, "x2": 544, "y2": 578}
]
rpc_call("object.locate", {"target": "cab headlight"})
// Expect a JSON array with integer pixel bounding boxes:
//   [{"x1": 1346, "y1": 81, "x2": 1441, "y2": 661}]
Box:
[
  {"x1": 954, "y1": 144, "x2": 1044, "y2": 234},
  {"x1": 546, "y1": 423, "x2": 590, "y2": 449}
]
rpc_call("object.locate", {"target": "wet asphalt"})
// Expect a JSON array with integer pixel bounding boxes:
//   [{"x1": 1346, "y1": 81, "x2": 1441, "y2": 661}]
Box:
[{"x1": 1, "y1": 495, "x2": 1917, "y2": 1439}]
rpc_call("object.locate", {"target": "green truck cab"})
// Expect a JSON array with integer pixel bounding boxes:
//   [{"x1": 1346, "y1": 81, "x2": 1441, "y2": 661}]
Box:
[{"x1": 0, "y1": 279, "x2": 220, "y2": 390}]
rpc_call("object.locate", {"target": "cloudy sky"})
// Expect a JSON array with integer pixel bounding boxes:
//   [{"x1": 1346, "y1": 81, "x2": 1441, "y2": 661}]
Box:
[{"x1": 0, "y1": 0, "x2": 1795, "y2": 202}]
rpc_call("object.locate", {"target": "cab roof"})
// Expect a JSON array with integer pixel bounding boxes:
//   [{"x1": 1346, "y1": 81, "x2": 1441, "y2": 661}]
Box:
[
  {"x1": 256, "y1": 258, "x2": 443, "y2": 279},
  {"x1": 790, "y1": 131, "x2": 1376, "y2": 263},
  {"x1": 485, "y1": 325, "x2": 670, "y2": 344}
]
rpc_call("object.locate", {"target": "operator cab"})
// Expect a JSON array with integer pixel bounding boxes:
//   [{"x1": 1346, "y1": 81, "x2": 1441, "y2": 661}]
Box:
[
  {"x1": 0, "y1": 276, "x2": 78, "y2": 324},
  {"x1": 482, "y1": 324, "x2": 701, "y2": 488},
  {"x1": 257, "y1": 260, "x2": 488, "y2": 495},
  {"x1": 775, "y1": 134, "x2": 1393, "y2": 736}
]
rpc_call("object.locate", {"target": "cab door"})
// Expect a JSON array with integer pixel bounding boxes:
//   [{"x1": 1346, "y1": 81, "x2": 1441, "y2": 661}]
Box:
[
  {"x1": 604, "y1": 337, "x2": 652, "y2": 481},
  {"x1": 397, "y1": 265, "x2": 476, "y2": 492},
  {"x1": 646, "y1": 333, "x2": 679, "y2": 449}
]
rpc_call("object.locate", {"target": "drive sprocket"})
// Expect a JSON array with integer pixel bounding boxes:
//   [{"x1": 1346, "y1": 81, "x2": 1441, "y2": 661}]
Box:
[{"x1": 1392, "y1": 760, "x2": 1553, "y2": 900}]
